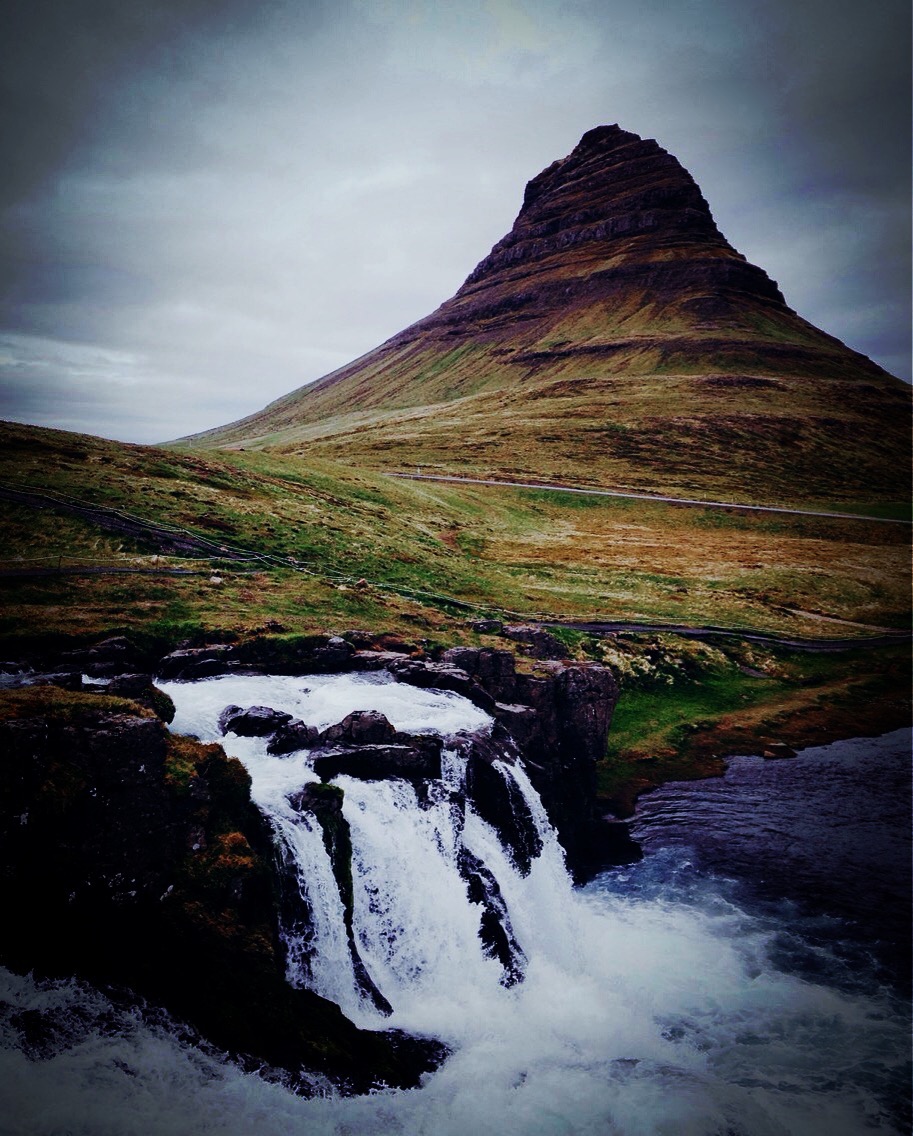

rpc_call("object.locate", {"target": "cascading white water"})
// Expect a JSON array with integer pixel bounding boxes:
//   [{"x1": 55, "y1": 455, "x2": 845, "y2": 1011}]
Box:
[{"x1": 2, "y1": 673, "x2": 907, "y2": 1136}]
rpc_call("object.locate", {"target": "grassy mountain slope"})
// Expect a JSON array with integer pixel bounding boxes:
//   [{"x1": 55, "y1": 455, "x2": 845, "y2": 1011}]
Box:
[
  {"x1": 1, "y1": 419, "x2": 908, "y2": 647},
  {"x1": 179, "y1": 126, "x2": 911, "y2": 507}
]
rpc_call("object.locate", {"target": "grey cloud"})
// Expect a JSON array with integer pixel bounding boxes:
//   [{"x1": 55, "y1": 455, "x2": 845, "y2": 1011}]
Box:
[{"x1": 0, "y1": 0, "x2": 908, "y2": 445}]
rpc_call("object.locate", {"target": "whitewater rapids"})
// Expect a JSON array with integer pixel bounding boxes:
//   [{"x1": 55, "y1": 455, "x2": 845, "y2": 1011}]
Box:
[{"x1": 1, "y1": 674, "x2": 907, "y2": 1136}]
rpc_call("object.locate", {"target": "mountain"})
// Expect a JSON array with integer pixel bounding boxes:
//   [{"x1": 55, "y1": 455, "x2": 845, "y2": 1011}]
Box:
[{"x1": 181, "y1": 125, "x2": 911, "y2": 505}]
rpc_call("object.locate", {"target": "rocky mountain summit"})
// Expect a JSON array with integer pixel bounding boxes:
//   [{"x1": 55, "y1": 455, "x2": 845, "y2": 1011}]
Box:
[{"x1": 183, "y1": 125, "x2": 910, "y2": 505}]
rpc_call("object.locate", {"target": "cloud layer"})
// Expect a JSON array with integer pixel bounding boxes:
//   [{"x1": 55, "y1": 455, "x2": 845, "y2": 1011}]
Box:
[{"x1": 1, "y1": 0, "x2": 909, "y2": 443}]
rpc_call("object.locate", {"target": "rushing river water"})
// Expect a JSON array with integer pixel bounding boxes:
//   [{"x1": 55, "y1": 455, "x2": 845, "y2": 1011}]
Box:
[{"x1": 1, "y1": 675, "x2": 909, "y2": 1136}]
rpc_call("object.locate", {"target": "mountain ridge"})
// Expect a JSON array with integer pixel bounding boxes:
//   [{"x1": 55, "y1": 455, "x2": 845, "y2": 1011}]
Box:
[{"x1": 179, "y1": 125, "x2": 910, "y2": 506}]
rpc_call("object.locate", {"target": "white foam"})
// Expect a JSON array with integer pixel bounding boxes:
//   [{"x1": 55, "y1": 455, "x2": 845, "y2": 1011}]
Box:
[{"x1": 6, "y1": 676, "x2": 905, "y2": 1135}]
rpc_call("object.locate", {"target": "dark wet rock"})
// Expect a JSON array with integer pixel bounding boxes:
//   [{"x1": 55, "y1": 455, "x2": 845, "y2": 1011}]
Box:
[
  {"x1": 287, "y1": 781, "x2": 344, "y2": 817},
  {"x1": 469, "y1": 619, "x2": 503, "y2": 634},
  {"x1": 319, "y1": 710, "x2": 397, "y2": 746},
  {"x1": 0, "y1": 697, "x2": 445, "y2": 1092},
  {"x1": 267, "y1": 719, "x2": 320, "y2": 755},
  {"x1": 510, "y1": 662, "x2": 618, "y2": 878},
  {"x1": 311, "y1": 636, "x2": 355, "y2": 670},
  {"x1": 285, "y1": 782, "x2": 391, "y2": 1014},
  {"x1": 29, "y1": 671, "x2": 87, "y2": 691},
  {"x1": 463, "y1": 731, "x2": 542, "y2": 876},
  {"x1": 385, "y1": 657, "x2": 496, "y2": 712},
  {"x1": 157, "y1": 645, "x2": 234, "y2": 681},
  {"x1": 501, "y1": 625, "x2": 569, "y2": 660},
  {"x1": 492, "y1": 702, "x2": 539, "y2": 748},
  {"x1": 458, "y1": 847, "x2": 526, "y2": 986},
  {"x1": 438, "y1": 656, "x2": 619, "y2": 879},
  {"x1": 440, "y1": 647, "x2": 517, "y2": 702},
  {"x1": 224, "y1": 634, "x2": 363, "y2": 676},
  {"x1": 217, "y1": 704, "x2": 243, "y2": 733},
  {"x1": 59, "y1": 636, "x2": 138, "y2": 669},
  {"x1": 219, "y1": 705, "x2": 293, "y2": 737},
  {"x1": 97, "y1": 674, "x2": 175, "y2": 722},
  {"x1": 313, "y1": 742, "x2": 442, "y2": 784}
]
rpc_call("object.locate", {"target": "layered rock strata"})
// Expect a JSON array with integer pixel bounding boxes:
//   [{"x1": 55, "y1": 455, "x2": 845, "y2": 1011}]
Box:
[{"x1": 182, "y1": 125, "x2": 911, "y2": 505}]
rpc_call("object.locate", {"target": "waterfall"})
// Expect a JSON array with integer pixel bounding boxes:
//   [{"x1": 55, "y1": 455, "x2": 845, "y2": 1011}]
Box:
[
  {"x1": 4, "y1": 674, "x2": 906, "y2": 1136},
  {"x1": 161, "y1": 672, "x2": 565, "y2": 1030}
]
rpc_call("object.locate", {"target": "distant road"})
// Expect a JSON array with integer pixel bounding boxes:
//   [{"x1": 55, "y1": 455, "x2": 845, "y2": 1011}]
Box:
[
  {"x1": 543, "y1": 619, "x2": 910, "y2": 653},
  {"x1": 393, "y1": 473, "x2": 912, "y2": 525}
]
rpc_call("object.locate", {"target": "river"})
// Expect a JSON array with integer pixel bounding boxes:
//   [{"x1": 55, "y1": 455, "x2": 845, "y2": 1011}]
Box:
[{"x1": 1, "y1": 674, "x2": 909, "y2": 1135}]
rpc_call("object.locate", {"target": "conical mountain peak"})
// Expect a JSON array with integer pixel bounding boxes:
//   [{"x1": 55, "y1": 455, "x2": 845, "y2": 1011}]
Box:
[
  {"x1": 457, "y1": 124, "x2": 779, "y2": 308},
  {"x1": 184, "y1": 127, "x2": 909, "y2": 506}
]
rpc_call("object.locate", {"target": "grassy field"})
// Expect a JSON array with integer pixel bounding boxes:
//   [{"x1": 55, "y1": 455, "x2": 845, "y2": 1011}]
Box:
[
  {"x1": 1, "y1": 421, "x2": 908, "y2": 645},
  {"x1": 0, "y1": 418, "x2": 908, "y2": 811}
]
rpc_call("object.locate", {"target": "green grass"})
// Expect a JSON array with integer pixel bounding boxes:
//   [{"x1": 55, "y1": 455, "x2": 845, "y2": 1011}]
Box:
[
  {"x1": 0, "y1": 419, "x2": 908, "y2": 653},
  {"x1": 594, "y1": 638, "x2": 912, "y2": 811}
]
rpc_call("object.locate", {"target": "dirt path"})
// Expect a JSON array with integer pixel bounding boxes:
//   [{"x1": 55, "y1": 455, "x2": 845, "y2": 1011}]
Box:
[
  {"x1": 0, "y1": 483, "x2": 269, "y2": 563},
  {"x1": 393, "y1": 472, "x2": 911, "y2": 525},
  {"x1": 546, "y1": 619, "x2": 910, "y2": 652}
]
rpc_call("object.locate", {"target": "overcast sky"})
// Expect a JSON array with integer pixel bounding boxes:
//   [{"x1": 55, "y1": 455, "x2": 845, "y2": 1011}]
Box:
[{"x1": 1, "y1": 0, "x2": 910, "y2": 444}]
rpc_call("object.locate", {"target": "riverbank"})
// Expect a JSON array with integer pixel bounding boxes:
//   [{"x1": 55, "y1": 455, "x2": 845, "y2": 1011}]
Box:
[{"x1": 588, "y1": 633, "x2": 911, "y2": 816}]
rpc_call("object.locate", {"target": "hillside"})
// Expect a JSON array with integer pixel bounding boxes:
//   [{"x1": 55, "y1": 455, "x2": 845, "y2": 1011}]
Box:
[
  {"x1": 1, "y1": 418, "x2": 909, "y2": 648},
  {"x1": 180, "y1": 125, "x2": 911, "y2": 507},
  {"x1": 1, "y1": 416, "x2": 909, "y2": 811}
]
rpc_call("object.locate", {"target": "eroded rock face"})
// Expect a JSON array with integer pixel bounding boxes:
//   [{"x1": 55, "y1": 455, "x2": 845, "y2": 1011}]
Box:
[
  {"x1": 440, "y1": 646, "x2": 517, "y2": 701},
  {"x1": 463, "y1": 733, "x2": 543, "y2": 878},
  {"x1": 0, "y1": 695, "x2": 447, "y2": 1092},
  {"x1": 384, "y1": 657, "x2": 496, "y2": 712},
  {"x1": 437, "y1": 648, "x2": 620, "y2": 877},
  {"x1": 383, "y1": 646, "x2": 622, "y2": 874}
]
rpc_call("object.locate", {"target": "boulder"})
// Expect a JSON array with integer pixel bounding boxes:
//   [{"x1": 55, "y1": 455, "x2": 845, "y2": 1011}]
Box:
[
  {"x1": 103, "y1": 674, "x2": 176, "y2": 723},
  {"x1": 469, "y1": 619, "x2": 503, "y2": 634},
  {"x1": 310, "y1": 636, "x2": 356, "y2": 670},
  {"x1": 267, "y1": 719, "x2": 320, "y2": 755},
  {"x1": 319, "y1": 710, "x2": 397, "y2": 746},
  {"x1": 219, "y1": 705, "x2": 293, "y2": 737},
  {"x1": 157, "y1": 645, "x2": 234, "y2": 681},
  {"x1": 501, "y1": 625, "x2": 568, "y2": 660},
  {"x1": 312, "y1": 741, "x2": 443, "y2": 784}
]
